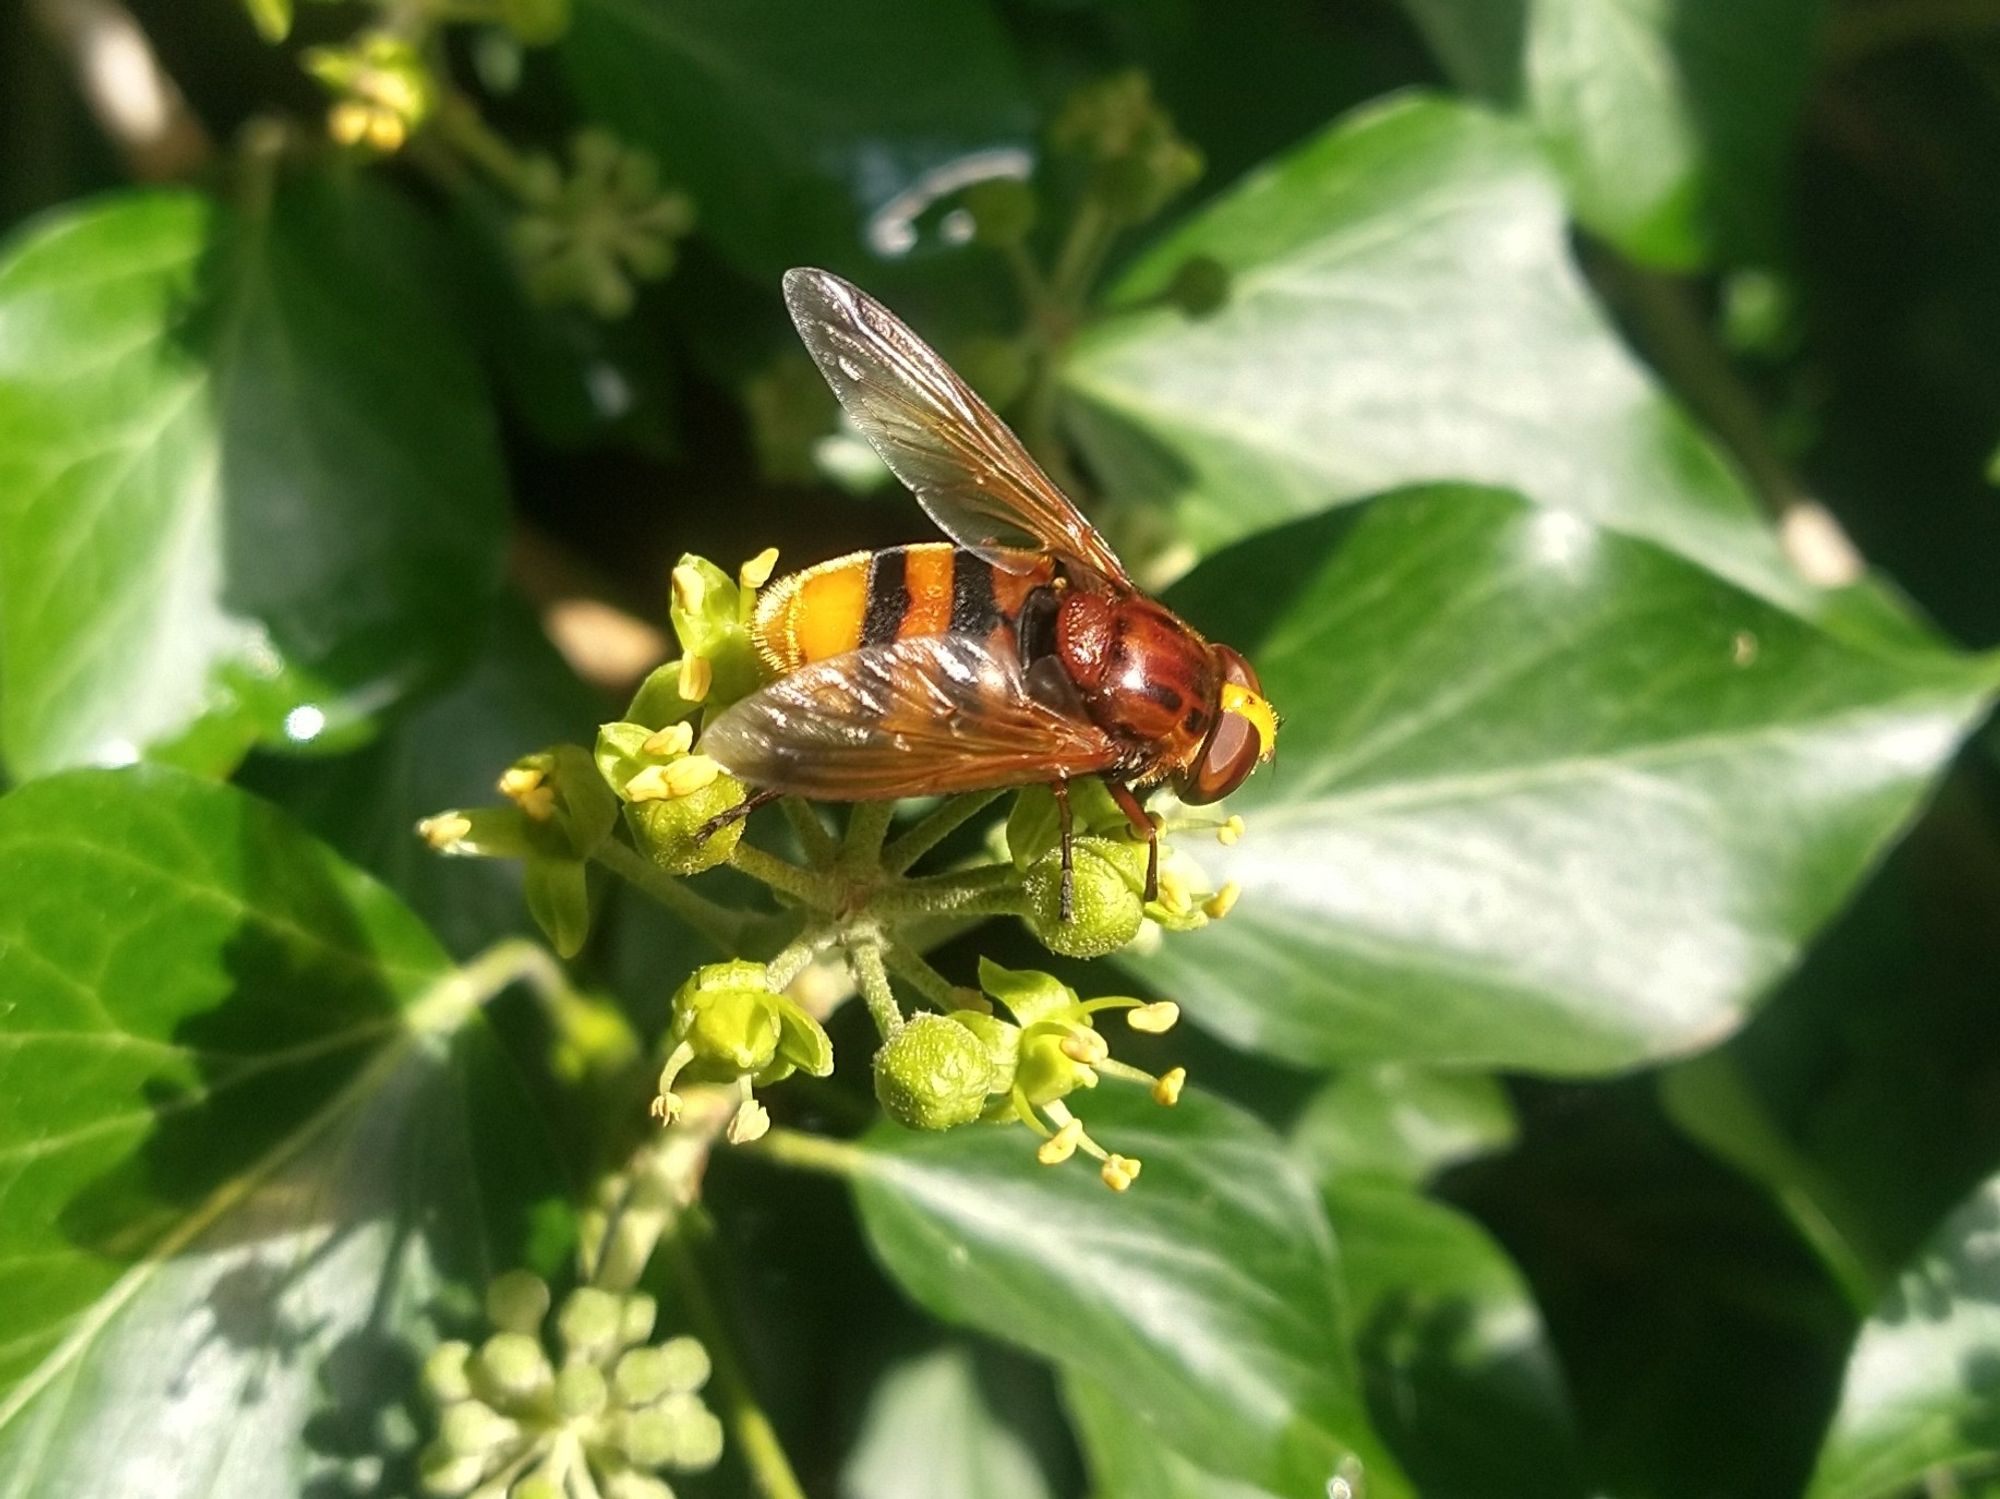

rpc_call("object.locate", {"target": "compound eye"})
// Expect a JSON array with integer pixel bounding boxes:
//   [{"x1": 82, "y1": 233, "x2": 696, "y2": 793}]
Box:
[
  {"x1": 1215, "y1": 646, "x2": 1262, "y2": 697},
  {"x1": 1184, "y1": 711, "x2": 1260, "y2": 805}
]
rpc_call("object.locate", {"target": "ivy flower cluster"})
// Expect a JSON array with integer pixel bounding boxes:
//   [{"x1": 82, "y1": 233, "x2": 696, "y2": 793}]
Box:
[{"x1": 422, "y1": 548, "x2": 1248, "y2": 1188}]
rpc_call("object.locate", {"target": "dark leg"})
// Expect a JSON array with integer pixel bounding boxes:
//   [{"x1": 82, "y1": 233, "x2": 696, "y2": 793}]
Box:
[
  {"x1": 1051, "y1": 776, "x2": 1075, "y2": 923},
  {"x1": 696, "y1": 786, "x2": 781, "y2": 844},
  {"x1": 1105, "y1": 781, "x2": 1159, "y2": 903}
]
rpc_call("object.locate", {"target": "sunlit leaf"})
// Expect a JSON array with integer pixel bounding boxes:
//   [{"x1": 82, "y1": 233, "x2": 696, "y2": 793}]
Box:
[
  {"x1": 1127, "y1": 486, "x2": 1996, "y2": 1072},
  {"x1": 841, "y1": 1342, "x2": 1064, "y2": 1499},
  {"x1": 0, "y1": 180, "x2": 507, "y2": 782},
  {"x1": 851, "y1": 1082, "x2": 1411, "y2": 1497},
  {"x1": 0, "y1": 768, "x2": 565, "y2": 1497},
  {"x1": 1292, "y1": 1065, "x2": 1517, "y2": 1186}
]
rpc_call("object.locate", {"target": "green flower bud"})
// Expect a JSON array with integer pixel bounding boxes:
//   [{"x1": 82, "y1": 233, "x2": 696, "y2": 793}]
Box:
[
  {"x1": 471, "y1": 1332, "x2": 552, "y2": 1407},
  {"x1": 667, "y1": 554, "x2": 764, "y2": 710},
  {"x1": 961, "y1": 176, "x2": 1037, "y2": 247},
  {"x1": 502, "y1": 745, "x2": 618, "y2": 857},
  {"x1": 418, "y1": 1438, "x2": 489, "y2": 1496},
  {"x1": 524, "y1": 854, "x2": 592, "y2": 959},
  {"x1": 1166, "y1": 254, "x2": 1230, "y2": 318},
  {"x1": 1016, "y1": 1024, "x2": 1101, "y2": 1106},
  {"x1": 499, "y1": 0, "x2": 569, "y2": 46},
  {"x1": 484, "y1": 1270, "x2": 550, "y2": 1336},
  {"x1": 416, "y1": 806, "x2": 542, "y2": 861},
  {"x1": 977, "y1": 958, "x2": 1077, "y2": 1027},
  {"x1": 620, "y1": 1293, "x2": 658, "y2": 1349},
  {"x1": 613, "y1": 1346, "x2": 673, "y2": 1407},
  {"x1": 622, "y1": 775, "x2": 746, "y2": 875},
  {"x1": 439, "y1": 1398, "x2": 520, "y2": 1457},
  {"x1": 656, "y1": 1335, "x2": 712, "y2": 1393},
  {"x1": 555, "y1": 1361, "x2": 610, "y2": 1419},
  {"x1": 669, "y1": 1405, "x2": 724, "y2": 1471},
  {"x1": 953, "y1": 1009, "x2": 1023, "y2": 1095},
  {"x1": 617, "y1": 1407, "x2": 679, "y2": 1468},
  {"x1": 667, "y1": 962, "x2": 833, "y2": 1083},
  {"x1": 512, "y1": 1477, "x2": 564, "y2": 1499},
  {"x1": 1023, "y1": 837, "x2": 1145, "y2": 957},
  {"x1": 558, "y1": 1286, "x2": 624, "y2": 1365},
  {"x1": 1004, "y1": 780, "x2": 1129, "y2": 868},
  {"x1": 873, "y1": 1013, "x2": 995, "y2": 1130},
  {"x1": 604, "y1": 1473, "x2": 678, "y2": 1499},
  {"x1": 423, "y1": 1340, "x2": 475, "y2": 1405}
]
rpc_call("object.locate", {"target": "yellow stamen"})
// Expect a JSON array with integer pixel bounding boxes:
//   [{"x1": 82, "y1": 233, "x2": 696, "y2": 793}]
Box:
[
  {"x1": 739, "y1": 547, "x2": 780, "y2": 590},
  {"x1": 642, "y1": 722, "x2": 694, "y2": 757},
  {"x1": 625, "y1": 765, "x2": 674, "y2": 803},
  {"x1": 1060, "y1": 1028, "x2": 1109, "y2": 1065},
  {"x1": 1218, "y1": 815, "x2": 1245, "y2": 846},
  {"x1": 1126, "y1": 1001, "x2": 1180, "y2": 1034},
  {"x1": 365, "y1": 110, "x2": 405, "y2": 153},
  {"x1": 1037, "y1": 1118, "x2": 1083, "y2": 1165},
  {"x1": 1153, "y1": 1067, "x2": 1186, "y2": 1107},
  {"x1": 1203, "y1": 882, "x2": 1241, "y2": 920},
  {"x1": 678, "y1": 654, "x2": 713, "y2": 703},
  {"x1": 664, "y1": 755, "x2": 721, "y2": 797},
  {"x1": 650, "y1": 1091, "x2": 683, "y2": 1125},
  {"x1": 1219, "y1": 681, "x2": 1278, "y2": 760},
  {"x1": 418, "y1": 812, "x2": 472, "y2": 850},
  {"x1": 328, "y1": 102, "x2": 370, "y2": 146},
  {"x1": 499, "y1": 766, "x2": 556, "y2": 821},
  {"x1": 1100, "y1": 1154, "x2": 1142, "y2": 1192},
  {"x1": 1156, "y1": 867, "x2": 1192, "y2": 915},
  {"x1": 671, "y1": 564, "x2": 705, "y2": 616},
  {"x1": 498, "y1": 766, "x2": 544, "y2": 799},
  {"x1": 726, "y1": 1098, "x2": 771, "y2": 1145}
]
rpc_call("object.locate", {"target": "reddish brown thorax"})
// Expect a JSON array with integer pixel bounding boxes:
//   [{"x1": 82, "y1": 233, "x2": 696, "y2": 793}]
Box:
[{"x1": 1055, "y1": 591, "x2": 1220, "y2": 779}]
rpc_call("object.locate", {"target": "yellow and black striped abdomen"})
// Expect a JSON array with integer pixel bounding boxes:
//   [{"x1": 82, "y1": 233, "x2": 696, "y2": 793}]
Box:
[{"x1": 752, "y1": 543, "x2": 1051, "y2": 677}]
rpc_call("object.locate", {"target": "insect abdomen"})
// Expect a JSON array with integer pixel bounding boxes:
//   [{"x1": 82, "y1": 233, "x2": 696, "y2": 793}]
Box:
[{"x1": 753, "y1": 544, "x2": 1048, "y2": 675}]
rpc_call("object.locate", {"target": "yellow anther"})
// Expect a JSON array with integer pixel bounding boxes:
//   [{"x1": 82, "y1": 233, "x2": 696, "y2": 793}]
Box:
[
  {"x1": 726, "y1": 1098, "x2": 771, "y2": 1145},
  {"x1": 1156, "y1": 867, "x2": 1192, "y2": 915},
  {"x1": 649, "y1": 1091, "x2": 684, "y2": 1125},
  {"x1": 678, "y1": 654, "x2": 713, "y2": 703},
  {"x1": 664, "y1": 755, "x2": 721, "y2": 797},
  {"x1": 1218, "y1": 815, "x2": 1245, "y2": 846},
  {"x1": 328, "y1": 102, "x2": 371, "y2": 147},
  {"x1": 739, "y1": 547, "x2": 780, "y2": 590},
  {"x1": 1037, "y1": 1118, "x2": 1083, "y2": 1165},
  {"x1": 1153, "y1": 1066, "x2": 1186, "y2": 1107},
  {"x1": 1203, "y1": 881, "x2": 1242, "y2": 920},
  {"x1": 1100, "y1": 1154, "x2": 1142, "y2": 1192},
  {"x1": 1060, "y1": 1029, "x2": 1109, "y2": 1065},
  {"x1": 498, "y1": 767, "x2": 556, "y2": 821},
  {"x1": 625, "y1": 765, "x2": 675, "y2": 803},
  {"x1": 642, "y1": 722, "x2": 694, "y2": 757},
  {"x1": 671, "y1": 564, "x2": 705, "y2": 616},
  {"x1": 418, "y1": 812, "x2": 472, "y2": 850},
  {"x1": 498, "y1": 766, "x2": 544, "y2": 798},
  {"x1": 1126, "y1": 1001, "x2": 1180, "y2": 1034}
]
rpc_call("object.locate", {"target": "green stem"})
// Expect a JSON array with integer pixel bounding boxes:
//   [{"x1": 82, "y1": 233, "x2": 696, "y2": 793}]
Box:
[
  {"x1": 847, "y1": 940, "x2": 904, "y2": 1038},
  {"x1": 748, "y1": 1126, "x2": 866, "y2": 1177},
  {"x1": 881, "y1": 789, "x2": 1005, "y2": 875},
  {"x1": 884, "y1": 942, "x2": 965, "y2": 1010},
  {"x1": 432, "y1": 92, "x2": 535, "y2": 199},
  {"x1": 665, "y1": 1211, "x2": 809, "y2": 1499},
  {"x1": 840, "y1": 801, "x2": 898, "y2": 873},
  {"x1": 764, "y1": 928, "x2": 832, "y2": 992},
  {"x1": 780, "y1": 797, "x2": 838, "y2": 866},
  {"x1": 590, "y1": 838, "x2": 745, "y2": 952},
  {"x1": 729, "y1": 842, "x2": 835, "y2": 908},
  {"x1": 865, "y1": 861, "x2": 1029, "y2": 920}
]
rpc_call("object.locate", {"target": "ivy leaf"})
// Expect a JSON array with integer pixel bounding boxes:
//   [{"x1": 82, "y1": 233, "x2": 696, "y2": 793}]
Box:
[
  {"x1": 1291, "y1": 1065, "x2": 1517, "y2": 1187},
  {"x1": 0, "y1": 767, "x2": 566, "y2": 1497},
  {"x1": 851, "y1": 1082, "x2": 1412, "y2": 1497},
  {"x1": 1130, "y1": 487, "x2": 1997, "y2": 1073},
  {"x1": 840, "y1": 1342, "x2": 1066, "y2": 1499},
  {"x1": 1327, "y1": 1179, "x2": 1584, "y2": 1499},
  {"x1": 1066, "y1": 1371, "x2": 1283, "y2": 1499},
  {"x1": 1062, "y1": 94, "x2": 1874, "y2": 629},
  {"x1": 1806, "y1": 1173, "x2": 2000, "y2": 1499},
  {"x1": 561, "y1": 0, "x2": 1032, "y2": 279},
  {"x1": 1401, "y1": 0, "x2": 1824, "y2": 266},
  {"x1": 0, "y1": 179, "x2": 508, "y2": 783}
]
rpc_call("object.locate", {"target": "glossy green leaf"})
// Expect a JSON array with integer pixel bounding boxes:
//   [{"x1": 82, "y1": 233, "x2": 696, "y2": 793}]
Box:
[
  {"x1": 1328, "y1": 1178, "x2": 1583, "y2": 1499},
  {"x1": 560, "y1": 0, "x2": 1032, "y2": 278},
  {"x1": 1062, "y1": 94, "x2": 1844, "y2": 622},
  {"x1": 0, "y1": 767, "x2": 565, "y2": 1496},
  {"x1": 1806, "y1": 1173, "x2": 2000, "y2": 1499},
  {"x1": 840, "y1": 1342, "x2": 1062, "y2": 1499},
  {"x1": 851, "y1": 1082, "x2": 1411, "y2": 1497},
  {"x1": 1292, "y1": 1065, "x2": 1517, "y2": 1186},
  {"x1": 1401, "y1": 0, "x2": 1823, "y2": 267},
  {"x1": 1127, "y1": 486, "x2": 1996, "y2": 1073},
  {"x1": 1066, "y1": 1370, "x2": 1282, "y2": 1499},
  {"x1": 0, "y1": 181, "x2": 507, "y2": 783}
]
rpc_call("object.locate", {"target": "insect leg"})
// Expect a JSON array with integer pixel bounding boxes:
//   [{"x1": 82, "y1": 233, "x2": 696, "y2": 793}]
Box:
[
  {"x1": 696, "y1": 786, "x2": 781, "y2": 844},
  {"x1": 1105, "y1": 781, "x2": 1159, "y2": 904},
  {"x1": 1051, "y1": 776, "x2": 1075, "y2": 923}
]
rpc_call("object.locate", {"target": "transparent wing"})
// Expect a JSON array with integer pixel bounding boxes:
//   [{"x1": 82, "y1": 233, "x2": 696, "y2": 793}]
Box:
[
  {"x1": 784, "y1": 266, "x2": 1131, "y2": 585},
  {"x1": 702, "y1": 634, "x2": 1119, "y2": 799}
]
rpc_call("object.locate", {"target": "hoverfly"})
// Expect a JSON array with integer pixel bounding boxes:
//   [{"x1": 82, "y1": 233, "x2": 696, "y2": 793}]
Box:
[{"x1": 703, "y1": 268, "x2": 1278, "y2": 914}]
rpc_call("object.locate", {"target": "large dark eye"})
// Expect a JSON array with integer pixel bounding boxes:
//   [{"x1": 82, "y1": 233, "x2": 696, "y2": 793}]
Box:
[
  {"x1": 1215, "y1": 646, "x2": 1262, "y2": 697},
  {"x1": 1184, "y1": 711, "x2": 1259, "y2": 804}
]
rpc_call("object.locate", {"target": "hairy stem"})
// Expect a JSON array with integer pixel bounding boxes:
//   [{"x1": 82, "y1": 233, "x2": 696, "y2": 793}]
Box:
[
  {"x1": 780, "y1": 796, "x2": 838, "y2": 866},
  {"x1": 884, "y1": 942, "x2": 967, "y2": 1011},
  {"x1": 729, "y1": 842, "x2": 836, "y2": 908},
  {"x1": 881, "y1": 789, "x2": 1006, "y2": 875},
  {"x1": 840, "y1": 801, "x2": 898, "y2": 873},
  {"x1": 590, "y1": 838, "x2": 746, "y2": 952},
  {"x1": 848, "y1": 939, "x2": 904, "y2": 1039},
  {"x1": 749, "y1": 1126, "x2": 866, "y2": 1177}
]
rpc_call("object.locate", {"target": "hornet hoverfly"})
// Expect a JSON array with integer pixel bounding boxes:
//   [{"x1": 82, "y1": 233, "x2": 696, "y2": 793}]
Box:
[{"x1": 703, "y1": 268, "x2": 1278, "y2": 915}]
